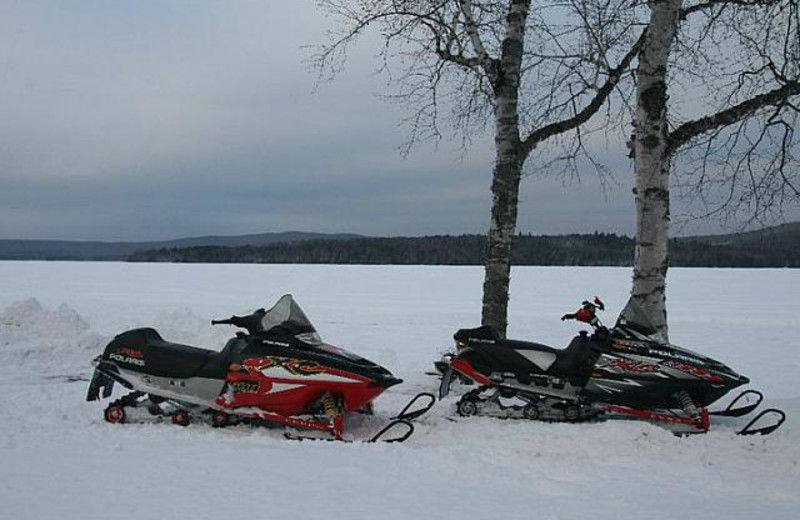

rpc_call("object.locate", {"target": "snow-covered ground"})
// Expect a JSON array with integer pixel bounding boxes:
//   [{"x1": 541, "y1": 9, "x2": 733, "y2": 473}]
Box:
[{"x1": 1, "y1": 262, "x2": 798, "y2": 519}]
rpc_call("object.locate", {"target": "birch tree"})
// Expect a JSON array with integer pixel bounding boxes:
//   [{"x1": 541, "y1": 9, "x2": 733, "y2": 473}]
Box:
[
  {"x1": 630, "y1": 0, "x2": 799, "y2": 339},
  {"x1": 314, "y1": 0, "x2": 644, "y2": 337},
  {"x1": 630, "y1": 0, "x2": 681, "y2": 341}
]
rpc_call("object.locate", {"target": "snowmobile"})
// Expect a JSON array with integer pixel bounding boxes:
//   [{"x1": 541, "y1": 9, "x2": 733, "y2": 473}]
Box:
[
  {"x1": 438, "y1": 297, "x2": 785, "y2": 435},
  {"x1": 87, "y1": 294, "x2": 433, "y2": 442}
]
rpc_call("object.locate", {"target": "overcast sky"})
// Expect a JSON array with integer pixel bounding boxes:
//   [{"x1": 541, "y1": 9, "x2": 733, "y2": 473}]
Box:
[{"x1": 1, "y1": 0, "x2": 772, "y2": 242}]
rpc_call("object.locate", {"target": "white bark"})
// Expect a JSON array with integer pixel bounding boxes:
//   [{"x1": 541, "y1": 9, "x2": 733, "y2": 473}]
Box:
[
  {"x1": 481, "y1": 0, "x2": 529, "y2": 338},
  {"x1": 632, "y1": 0, "x2": 682, "y2": 341}
]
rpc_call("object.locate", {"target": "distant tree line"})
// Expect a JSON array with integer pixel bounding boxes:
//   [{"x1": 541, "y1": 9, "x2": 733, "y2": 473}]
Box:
[{"x1": 128, "y1": 230, "x2": 799, "y2": 267}]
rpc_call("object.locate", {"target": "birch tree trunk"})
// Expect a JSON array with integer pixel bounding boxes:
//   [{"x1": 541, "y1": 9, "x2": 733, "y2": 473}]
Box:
[
  {"x1": 632, "y1": 0, "x2": 681, "y2": 341},
  {"x1": 481, "y1": 0, "x2": 529, "y2": 338}
]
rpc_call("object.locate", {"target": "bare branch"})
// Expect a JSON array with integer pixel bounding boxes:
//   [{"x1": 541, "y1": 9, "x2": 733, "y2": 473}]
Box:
[
  {"x1": 520, "y1": 26, "x2": 648, "y2": 157},
  {"x1": 668, "y1": 81, "x2": 800, "y2": 151}
]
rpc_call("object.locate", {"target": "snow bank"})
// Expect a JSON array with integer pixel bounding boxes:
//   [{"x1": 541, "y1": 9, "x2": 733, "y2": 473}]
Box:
[
  {"x1": 0, "y1": 298, "x2": 105, "y2": 375},
  {"x1": 0, "y1": 297, "x2": 239, "y2": 376}
]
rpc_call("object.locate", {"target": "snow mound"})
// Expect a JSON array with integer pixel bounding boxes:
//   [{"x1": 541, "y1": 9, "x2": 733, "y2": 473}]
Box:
[
  {"x1": 0, "y1": 298, "x2": 241, "y2": 377},
  {"x1": 0, "y1": 298, "x2": 106, "y2": 375}
]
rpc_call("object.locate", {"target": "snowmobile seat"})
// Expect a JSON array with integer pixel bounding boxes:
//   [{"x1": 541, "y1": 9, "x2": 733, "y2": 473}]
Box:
[
  {"x1": 549, "y1": 333, "x2": 604, "y2": 385},
  {"x1": 110, "y1": 328, "x2": 214, "y2": 379},
  {"x1": 455, "y1": 326, "x2": 558, "y2": 353},
  {"x1": 143, "y1": 332, "x2": 215, "y2": 379},
  {"x1": 196, "y1": 338, "x2": 247, "y2": 379},
  {"x1": 454, "y1": 326, "x2": 602, "y2": 384},
  {"x1": 501, "y1": 338, "x2": 559, "y2": 354}
]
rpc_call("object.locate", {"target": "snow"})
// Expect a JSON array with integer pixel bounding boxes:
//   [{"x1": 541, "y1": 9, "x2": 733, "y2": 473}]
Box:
[{"x1": 0, "y1": 261, "x2": 798, "y2": 519}]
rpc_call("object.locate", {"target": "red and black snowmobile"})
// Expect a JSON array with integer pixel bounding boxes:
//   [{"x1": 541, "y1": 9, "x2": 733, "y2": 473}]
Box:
[
  {"x1": 438, "y1": 297, "x2": 785, "y2": 435},
  {"x1": 87, "y1": 294, "x2": 432, "y2": 442}
]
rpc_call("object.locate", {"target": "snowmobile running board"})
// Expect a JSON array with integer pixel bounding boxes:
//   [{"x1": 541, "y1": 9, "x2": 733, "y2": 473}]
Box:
[
  {"x1": 598, "y1": 404, "x2": 711, "y2": 432},
  {"x1": 598, "y1": 389, "x2": 787, "y2": 436}
]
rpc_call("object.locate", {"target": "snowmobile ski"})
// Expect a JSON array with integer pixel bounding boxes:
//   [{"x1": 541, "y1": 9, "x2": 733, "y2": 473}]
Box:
[
  {"x1": 737, "y1": 408, "x2": 786, "y2": 436},
  {"x1": 283, "y1": 392, "x2": 435, "y2": 443},
  {"x1": 283, "y1": 419, "x2": 415, "y2": 443},
  {"x1": 392, "y1": 392, "x2": 435, "y2": 421},
  {"x1": 709, "y1": 389, "x2": 764, "y2": 418}
]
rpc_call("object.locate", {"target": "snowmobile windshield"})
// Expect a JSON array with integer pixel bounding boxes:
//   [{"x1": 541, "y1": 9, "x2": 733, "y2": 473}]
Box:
[
  {"x1": 257, "y1": 294, "x2": 322, "y2": 345},
  {"x1": 615, "y1": 298, "x2": 661, "y2": 339}
]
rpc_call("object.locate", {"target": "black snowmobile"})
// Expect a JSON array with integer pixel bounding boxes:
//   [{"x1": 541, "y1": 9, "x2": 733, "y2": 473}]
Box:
[
  {"x1": 87, "y1": 294, "x2": 433, "y2": 442},
  {"x1": 438, "y1": 297, "x2": 785, "y2": 435}
]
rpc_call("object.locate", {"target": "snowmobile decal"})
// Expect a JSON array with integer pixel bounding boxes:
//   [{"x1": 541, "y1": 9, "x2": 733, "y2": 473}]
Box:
[
  {"x1": 590, "y1": 378, "x2": 644, "y2": 394},
  {"x1": 610, "y1": 340, "x2": 640, "y2": 351},
  {"x1": 261, "y1": 339, "x2": 291, "y2": 347},
  {"x1": 229, "y1": 381, "x2": 260, "y2": 394},
  {"x1": 646, "y1": 348, "x2": 703, "y2": 364},
  {"x1": 662, "y1": 360, "x2": 723, "y2": 382},
  {"x1": 243, "y1": 357, "x2": 325, "y2": 377},
  {"x1": 517, "y1": 350, "x2": 557, "y2": 371},
  {"x1": 601, "y1": 358, "x2": 660, "y2": 374},
  {"x1": 265, "y1": 383, "x2": 306, "y2": 394},
  {"x1": 109, "y1": 352, "x2": 146, "y2": 367},
  {"x1": 118, "y1": 347, "x2": 143, "y2": 358},
  {"x1": 110, "y1": 347, "x2": 146, "y2": 367}
]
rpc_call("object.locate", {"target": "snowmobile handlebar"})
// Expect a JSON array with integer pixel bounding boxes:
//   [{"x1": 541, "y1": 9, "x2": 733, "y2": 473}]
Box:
[
  {"x1": 211, "y1": 317, "x2": 239, "y2": 326},
  {"x1": 211, "y1": 308, "x2": 266, "y2": 333}
]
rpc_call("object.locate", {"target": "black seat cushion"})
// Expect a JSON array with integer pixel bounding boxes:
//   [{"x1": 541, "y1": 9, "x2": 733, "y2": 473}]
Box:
[
  {"x1": 110, "y1": 328, "x2": 213, "y2": 379},
  {"x1": 550, "y1": 334, "x2": 603, "y2": 385}
]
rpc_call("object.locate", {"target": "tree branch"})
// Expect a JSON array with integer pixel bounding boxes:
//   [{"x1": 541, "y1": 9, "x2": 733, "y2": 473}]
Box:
[
  {"x1": 456, "y1": 0, "x2": 500, "y2": 79},
  {"x1": 519, "y1": 26, "x2": 648, "y2": 158},
  {"x1": 668, "y1": 80, "x2": 800, "y2": 151},
  {"x1": 681, "y1": 0, "x2": 783, "y2": 19}
]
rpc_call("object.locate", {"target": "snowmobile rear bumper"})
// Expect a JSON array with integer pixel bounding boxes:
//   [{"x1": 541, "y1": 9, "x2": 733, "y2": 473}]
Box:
[{"x1": 86, "y1": 359, "x2": 130, "y2": 401}]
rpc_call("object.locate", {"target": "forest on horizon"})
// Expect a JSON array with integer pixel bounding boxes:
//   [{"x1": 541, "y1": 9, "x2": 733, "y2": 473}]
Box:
[{"x1": 129, "y1": 224, "x2": 800, "y2": 268}]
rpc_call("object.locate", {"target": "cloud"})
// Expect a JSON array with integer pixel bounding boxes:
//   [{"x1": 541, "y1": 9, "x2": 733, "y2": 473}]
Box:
[{"x1": 0, "y1": 0, "x2": 748, "y2": 242}]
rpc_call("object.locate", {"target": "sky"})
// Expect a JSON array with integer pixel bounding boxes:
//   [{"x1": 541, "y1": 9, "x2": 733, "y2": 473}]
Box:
[{"x1": 0, "y1": 1, "x2": 786, "y2": 242}]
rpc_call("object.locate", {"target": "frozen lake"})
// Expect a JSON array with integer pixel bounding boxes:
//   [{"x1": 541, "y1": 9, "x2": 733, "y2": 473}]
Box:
[{"x1": 1, "y1": 262, "x2": 798, "y2": 519}]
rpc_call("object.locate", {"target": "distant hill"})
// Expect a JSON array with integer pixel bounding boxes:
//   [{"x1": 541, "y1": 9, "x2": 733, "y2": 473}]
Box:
[
  {"x1": 671, "y1": 222, "x2": 800, "y2": 267},
  {"x1": 676, "y1": 222, "x2": 800, "y2": 248},
  {"x1": 5, "y1": 223, "x2": 798, "y2": 266},
  {"x1": 0, "y1": 232, "x2": 361, "y2": 261},
  {"x1": 127, "y1": 222, "x2": 800, "y2": 267}
]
